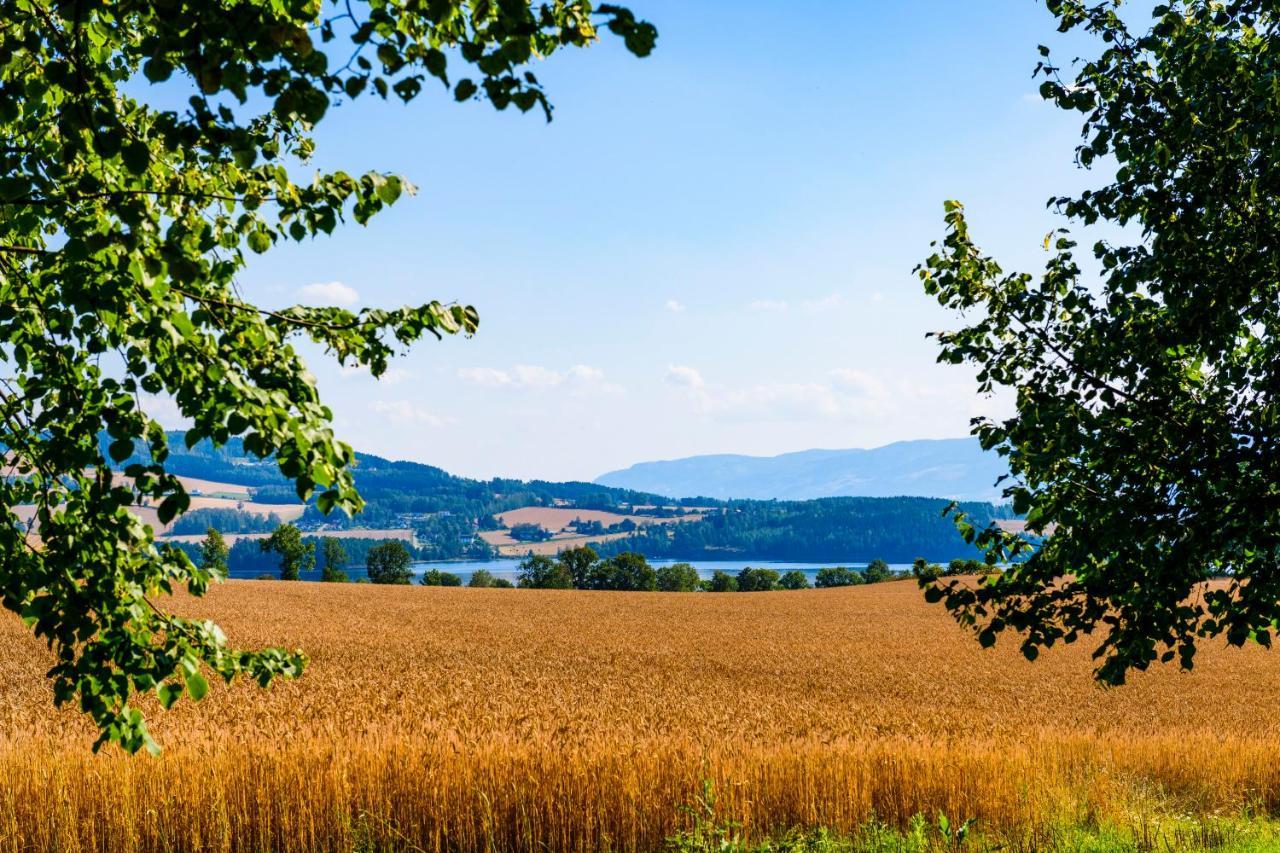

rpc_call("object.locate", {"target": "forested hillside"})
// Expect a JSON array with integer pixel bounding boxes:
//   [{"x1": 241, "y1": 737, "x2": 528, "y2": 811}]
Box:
[
  {"x1": 124, "y1": 434, "x2": 1011, "y2": 563},
  {"x1": 591, "y1": 497, "x2": 1012, "y2": 563}
]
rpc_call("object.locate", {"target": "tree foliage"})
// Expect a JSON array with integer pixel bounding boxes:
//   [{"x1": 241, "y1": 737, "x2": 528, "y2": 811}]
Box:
[
  {"x1": 197, "y1": 527, "x2": 229, "y2": 578},
  {"x1": 320, "y1": 537, "x2": 349, "y2": 583},
  {"x1": 736, "y1": 567, "x2": 780, "y2": 592},
  {"x1": 366, "y1": 541, "x2": 413, "y2": 585},
  {"x1": 919, "y1": 0, "x2": 1280, "y2": 682},
  {"x1": 419, "y1": 567, "x2": 461, "y2": 586},
  {"x1": 655, "y1": 562, "x2": 700, "y2": 592},
  {"x1": 260, "y1": 524, "x2": 315, "y2": 581},
  {"x1": 778, "y1": 569, "x2": 810, "y2": 590},
  {"x1": 517, "y1": 554, "x2": 574, "y2": 589},
  {"x1": 814, "y1": 567, "x2": 863, "y2": 589},
  {"x1": 0, "y1": 0, "x2": 655, "y2": 751}
]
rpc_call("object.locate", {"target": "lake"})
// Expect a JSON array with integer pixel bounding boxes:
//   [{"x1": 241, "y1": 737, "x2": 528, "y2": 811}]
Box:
[{"x1": 409, "y1": 558, "x2": 917, "y2": 585}]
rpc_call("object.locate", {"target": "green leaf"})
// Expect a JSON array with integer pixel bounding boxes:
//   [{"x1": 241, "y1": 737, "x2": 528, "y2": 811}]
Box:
[
  {"x1": 157, "y1": 682, "x2": 183, "y2": 709},
  {"x1": 247, "y1": 230, "x2": 271, "y2": 254},
  {"x1": 376, "y1": 175, "x2": 402, "y2": 205},
  {"x1": 121, "y1": 141, "x2": 150, "y2": 175},
  {"x1": 108, "y1": 439, "x2": 134, "y2": 463},
  {"x1": 185, "y1": 671, "x2": 209, "y2": 702}
]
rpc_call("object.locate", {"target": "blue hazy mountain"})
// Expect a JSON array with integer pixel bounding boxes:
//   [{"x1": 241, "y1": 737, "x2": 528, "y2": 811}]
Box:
[{"x1": 594, "y1": 438, "x2": 1009, "y2": 503}]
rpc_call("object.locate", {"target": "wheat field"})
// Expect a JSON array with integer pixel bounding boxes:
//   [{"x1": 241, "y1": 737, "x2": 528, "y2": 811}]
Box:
[{"x1": 2, "y1": 580, "x2": 1280, "y2": 851}]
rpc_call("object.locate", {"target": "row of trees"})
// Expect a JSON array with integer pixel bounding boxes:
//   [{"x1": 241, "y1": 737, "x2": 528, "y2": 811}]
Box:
[
  {"x1": 197, "y1": 526, "x2": 994, "y2": 590},
  {"x1": 194, "y1": 526, "x2": 425, "y2": 584},
  {"x1": 514, "y1": 548, "x2": 909, "y2": 592}
]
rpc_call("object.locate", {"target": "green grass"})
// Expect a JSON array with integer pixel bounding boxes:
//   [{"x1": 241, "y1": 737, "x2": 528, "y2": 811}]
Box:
[{"x1": 663, "y1": 784, "x2": 1280, "y2": 852}]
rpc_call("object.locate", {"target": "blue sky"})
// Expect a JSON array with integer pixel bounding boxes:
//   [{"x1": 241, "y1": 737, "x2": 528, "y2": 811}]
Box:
[{"x1": 229, "y1": 1, "x2": 1101, "y2": 482}]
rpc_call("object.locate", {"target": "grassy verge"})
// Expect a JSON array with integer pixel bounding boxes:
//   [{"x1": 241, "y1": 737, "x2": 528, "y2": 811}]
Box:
[{"x1": 664, "y1": 782, "x2": 1280, "y2": 852}]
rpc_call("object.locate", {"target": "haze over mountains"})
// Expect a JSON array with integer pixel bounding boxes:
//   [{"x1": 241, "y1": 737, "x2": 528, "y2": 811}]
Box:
[{"x1": 594, "y1": 438, "x2": 1009, "y2": 503}]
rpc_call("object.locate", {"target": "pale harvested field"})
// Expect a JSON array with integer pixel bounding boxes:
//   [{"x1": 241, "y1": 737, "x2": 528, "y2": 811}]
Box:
[
  {"x1": 173, "y1": 475, "x2": 253, "y2": 498},
  {"x1": 479, "y1": 528, "x2": 640, "y2": 556},
  {"x1": 2, "y1": 581, "x2": 1280, "y2": 850},
  {"x1": 182, "y1": 496, "x2": 306, "y2": 521},
  {"x1": 494, "y1": 506, "x2": 701, "y2": 532}
]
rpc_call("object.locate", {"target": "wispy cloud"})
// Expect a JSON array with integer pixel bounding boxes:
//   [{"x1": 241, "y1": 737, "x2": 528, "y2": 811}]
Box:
[
  {"x1": 370, "y1": 400, "x2": 452, "y2": 427},
  {"x1": 458, "y1": 364, "x2": 622, "y2": 395},
  {"x1": 665, "y1": 299, "x2": 686, "y2": 313},
  {"x1": 746, "y1": 293, "x2": 844, "y2": 314},
  {"x1": 665, "y1": 366, "x2": 905, "y2": 423},
  {"x1": 801, "y1": 293, "x2": 844, "y2": 312}
]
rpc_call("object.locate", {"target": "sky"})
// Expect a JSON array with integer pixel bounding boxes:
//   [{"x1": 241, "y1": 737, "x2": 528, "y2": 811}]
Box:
[{"x1": 224, "y1": 1, "x2": 1105, "y2": 483}]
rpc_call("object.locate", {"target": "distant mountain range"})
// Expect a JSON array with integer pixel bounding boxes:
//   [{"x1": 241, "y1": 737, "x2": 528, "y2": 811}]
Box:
[{"x1": 594, "y1": 438, "x2": 1010, "y2": 503}]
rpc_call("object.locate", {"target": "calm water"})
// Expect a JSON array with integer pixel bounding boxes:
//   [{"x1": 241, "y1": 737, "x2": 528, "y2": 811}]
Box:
[{"x1": 409, "y1": 559, "x2": 917, "y2": 585}]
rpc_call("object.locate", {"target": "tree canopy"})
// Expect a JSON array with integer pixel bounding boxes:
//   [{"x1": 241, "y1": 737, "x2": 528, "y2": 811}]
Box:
[
  {"x1": 366, "y1": 540, "x2": 414, "y2": 585},
  {"x1": 260, "y1": 524, "x2": 315, "y2": 581},
  {"x1": 0, "y1": 0, "x2": 655, "y2": 752},
  {"x1": 919, "y1": 0, "x2": 1280, "y2": 683}
]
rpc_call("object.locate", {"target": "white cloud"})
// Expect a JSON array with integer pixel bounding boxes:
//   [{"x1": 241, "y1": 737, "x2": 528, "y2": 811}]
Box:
[
  {"x1": 511, "y1": 364, "x2": 565, "y2": 389},
  {"x1": 664, "y1": 364, "x2": 705, "y2": 390},
  {"x1": 747, "y1": 294, "x2": 844, "y2": 314},
  {"x1": 665, "y1": 299, "x2": 685, "y2": 313},
  {"x1": 828, "y1": 368, "x2": 888, "y2": 399},
  {"x1": 140, "y1": 394, "x2": 189, "y2": 430},
  {"x1": 370, "y1": 400, "x2": 452, "y2": 427},
  {"x1": 458, "y1": 364, "x2": 622, "y2": 395},
  {"x1": 801, "y1": 293, "x2": 844, "y2": 312},
  {"x1": 457, "y1": 367, "x2": 513, "y2": 388},
  {"x1": 665, "y1": 366, "x2": 901, "y2": 423},
  {"x1": 297, "y1": 280, "x2": 359, "y2": 307}
]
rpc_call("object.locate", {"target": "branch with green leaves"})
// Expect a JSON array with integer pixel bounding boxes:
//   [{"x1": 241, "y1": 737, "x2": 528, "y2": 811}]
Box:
[
  {"x1": 0, "y1": 0, "x2": 655, "y2": 753},
  {"x1": 919, "y1": 0, "x2": 1280, "y2": 685}
]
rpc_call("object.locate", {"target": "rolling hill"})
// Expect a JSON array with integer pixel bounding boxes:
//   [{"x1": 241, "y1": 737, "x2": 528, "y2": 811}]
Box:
[{"x1": 593, "y1": 438, "x2": 1010, "y2": 502}]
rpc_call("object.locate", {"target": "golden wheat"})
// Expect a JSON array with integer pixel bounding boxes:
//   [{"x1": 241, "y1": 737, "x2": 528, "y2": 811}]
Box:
[{"x1": 1, "y1": 581, "x2": 1278, "y2": 851}]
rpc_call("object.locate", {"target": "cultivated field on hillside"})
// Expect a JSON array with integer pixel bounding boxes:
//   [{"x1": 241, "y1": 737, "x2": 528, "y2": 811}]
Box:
[
  {"x1": 2, "y1": 582, "x2": 1279, "y2": 851},
  {"x1": 482, "y1": 506, "x2": 704, "y2": 556},
  {"x1": 494, "y1": 507, "x2": 702, "y2": 530}
]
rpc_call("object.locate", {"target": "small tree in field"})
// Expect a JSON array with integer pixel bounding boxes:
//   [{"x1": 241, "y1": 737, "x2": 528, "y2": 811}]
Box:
[
  {"x1": 468, "y1": 569, "x2": 497, "y2": 588},
  {"x1": 321, "y1": 537, "x2": 349, "y2": 583},
  {"x1": 198, "y1": 528, "x2": 229, "y2": 578},
  {"x1": 814, "y1": 567, "x2": 863, "y2": 589},
  {"x1": 864, "y1": 559, "x2": 893, "y2": 584},
  {"x1": 367, "y1": 542, "x2": 414, "y2": 585},
  {"x1": 558, "y1": 546, "x2": 600, "y2": 589},
  {"x1": 260, "y1": 525, "x2": 315, "y2": 582},
  {"x1": 589, "y1": 552, "x2": 657, "y2": 591},
  {"x1": 518, "y1": 555, "x2": 574, "y2": 590},
  {"x1": 420, "y1": 568, "x2": 462, "y2": 587},
  {"x1": 736, "y1": 567, "x2": 780, "y2": 592},
  {"x1": 703, "y1": 570, "x2": 738, "y2": 593},
  {"x1": 779, "y1": 570, "x2": 810, "y2": 590},
  {"x1": 656, "y1": 562, "x2": 700, "y2": 592}
]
